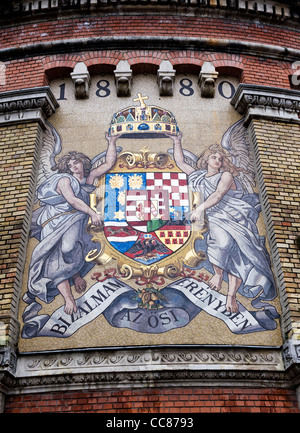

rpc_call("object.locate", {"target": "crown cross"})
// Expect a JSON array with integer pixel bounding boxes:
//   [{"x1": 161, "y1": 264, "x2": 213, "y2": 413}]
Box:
[{"x1": 133, "y1": 93, "x2": 149, "y2": 108}]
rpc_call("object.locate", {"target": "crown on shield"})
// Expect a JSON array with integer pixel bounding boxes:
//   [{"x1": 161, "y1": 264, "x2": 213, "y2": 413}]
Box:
[{"x1": 108, "y1": 93, "x2": 179, "y2": 138}]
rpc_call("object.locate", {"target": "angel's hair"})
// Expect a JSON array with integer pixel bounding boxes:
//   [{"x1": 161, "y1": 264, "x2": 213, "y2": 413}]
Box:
[
  {"x1": 197, "y1": 144, "x2": 240, "y2": 177},
  {"x1": 52, "y1": 151, "x2": 92, "y2": 177}
]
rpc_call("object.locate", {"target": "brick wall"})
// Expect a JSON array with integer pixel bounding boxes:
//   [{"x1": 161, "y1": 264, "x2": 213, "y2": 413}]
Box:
[
  {"x1": 1, "y1": 15, "x2": 299, "y2": 51},
  {"x1": 0, "y1": 122, "x2": 42, "y2": 348},
  {"x1": 249, "y1": 119, "x2": 300, "y2": 341},
  {"x1": 4, "y1": 387, "x2": 299, "y2": 413}
]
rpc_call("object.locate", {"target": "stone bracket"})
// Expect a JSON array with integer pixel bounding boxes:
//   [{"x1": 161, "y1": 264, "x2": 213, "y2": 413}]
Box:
[
  {"x1": 70, "y1": 62, "x2": 91, "y2": 99},
  {"x1": 157, "y1": 60, "x2": 176, "y2": 96},
  {"x1": 199, "y1": 61, "x2": 219, "y2": 98},
  {"x1": 114, "y1": 60, "x2": 133, "y2": 97}
]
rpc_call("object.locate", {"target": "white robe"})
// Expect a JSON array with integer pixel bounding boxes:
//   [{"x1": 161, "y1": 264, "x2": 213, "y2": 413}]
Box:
[
  {"x1": 27, "y1": 173, "x2": 98, "y2": 304},
  {"x1": 188, "y1": 170, "x2": 276, "y2": 302}
]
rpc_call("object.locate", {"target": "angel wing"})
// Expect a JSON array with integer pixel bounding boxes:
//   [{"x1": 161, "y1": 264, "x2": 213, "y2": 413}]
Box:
[
  {"x1": 35, "y1": 121, "x2": 62, "y2": 201},
  {"x1": 167, "y1": 147, "x2": 198, "y2": 169},
  {"x1": 38, "y1": 120, "x2": 122, "y2": 187},
  {"x1": 221, "y1": 118, "x2": 255, "y2": 193}
]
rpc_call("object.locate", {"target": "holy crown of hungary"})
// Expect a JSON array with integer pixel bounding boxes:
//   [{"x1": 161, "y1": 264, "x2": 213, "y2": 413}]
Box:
[{"x1": 109, "y1": 93, "x2": 179, "y2": 138}]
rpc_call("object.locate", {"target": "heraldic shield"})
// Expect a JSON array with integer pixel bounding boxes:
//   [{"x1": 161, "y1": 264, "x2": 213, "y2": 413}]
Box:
[
  {"x1": 87, "y1": 147, "x2": 207, "y2": 280},
  {"x1": 104, "y1": 169, "x2": 191, "y2": 265}
]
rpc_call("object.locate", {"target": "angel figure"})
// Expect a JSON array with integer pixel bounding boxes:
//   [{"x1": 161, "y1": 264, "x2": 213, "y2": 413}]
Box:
[
  {"x1": 168, "y1": 119, "x2": 277, "y2": 314},
  {"x1": 24, "y1": 123, "x2": 122, "y2": 316}
]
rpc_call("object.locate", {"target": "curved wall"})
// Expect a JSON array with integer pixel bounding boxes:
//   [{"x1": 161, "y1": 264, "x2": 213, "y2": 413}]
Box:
[{"x1": 0, "y1": 0, "x2": 299, "y2": 414}]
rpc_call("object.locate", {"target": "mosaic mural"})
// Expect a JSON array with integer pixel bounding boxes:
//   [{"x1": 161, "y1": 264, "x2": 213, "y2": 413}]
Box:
[{"x1": 19, "y1": 76, "x2": 281, "y2": 351}]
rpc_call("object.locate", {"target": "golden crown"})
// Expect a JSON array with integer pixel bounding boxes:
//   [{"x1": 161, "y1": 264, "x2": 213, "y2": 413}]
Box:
[{"x1": 108, "y1": 93, "x2": 179, "y2": 138}]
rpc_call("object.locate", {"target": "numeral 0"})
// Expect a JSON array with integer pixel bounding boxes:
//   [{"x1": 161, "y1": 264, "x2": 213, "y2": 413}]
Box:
[{"x1": 217, "y1": 80, "x2": 236, "y2": 99}]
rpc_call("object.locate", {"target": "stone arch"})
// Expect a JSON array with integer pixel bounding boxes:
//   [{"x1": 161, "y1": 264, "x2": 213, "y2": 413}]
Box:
[{"x1": 130, "y1": 62, "x2": 159, "y2": 75}]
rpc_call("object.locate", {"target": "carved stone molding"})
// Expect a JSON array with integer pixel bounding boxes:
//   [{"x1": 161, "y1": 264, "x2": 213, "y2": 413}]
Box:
[
  {"x1": 231, "y1": 84, "x2": 300, "y2": 124},
  {"x1": 1, "y1": 345, "x2": 300, "y2": 397},
  {"x1": 14, "y1": 369, "x2": 292, "y2": 395},
  {"x1": 17, "y1": 346, "x2": 283, "y2": 377},
  {"x1": 6, "y1": 345, "x2": 285, "y2": 394},
  {"x1": 10, "y1": 358, "x2": 300, "y2": 396},
  {"x1": 0, "y1": 86, "x2": 59, "y2": 127}
]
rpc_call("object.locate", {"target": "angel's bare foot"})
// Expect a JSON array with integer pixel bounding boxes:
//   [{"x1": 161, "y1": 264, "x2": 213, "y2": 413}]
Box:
[
  {"x1": 226, "y1": 295, "x2": 239, "y2": 313},
  {"x1": 208, "y1": 265, "x2": 224, "y2": 291},
  {"x1": 64, "y1": 297, "x2": 77, "y2": 315},
  {"x1": 208, "y1": 273, "x2": 223, "y2": 291},
  {"x1": 57, "y1": 279, "x2": 78, "y2": 315},
  {"x1": 226, "y1": 274, "x2": 242, "y2": 313},
  {"x1": 73, "y1": 274, "x2": 87, "y2": 294}
]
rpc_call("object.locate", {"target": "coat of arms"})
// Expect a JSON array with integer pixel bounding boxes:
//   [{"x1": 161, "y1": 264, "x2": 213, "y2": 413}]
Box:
[{"x1": 86, "y1": 94, "x2": 207, "y2": 311}]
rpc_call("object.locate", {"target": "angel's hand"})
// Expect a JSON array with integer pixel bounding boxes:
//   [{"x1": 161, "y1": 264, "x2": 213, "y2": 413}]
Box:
[
  {"x1": 190, "y1": 204, "x2": 204, "y2": 223},
  {"x1": 91, "y1": 211, "x2": 103, "y2": 227},
  {"x1": 165, "y1": 131, "x2": 183, "y2": 143},
  {"x1": 105, "y1": 132, "x2": 122, "y2": 144}
]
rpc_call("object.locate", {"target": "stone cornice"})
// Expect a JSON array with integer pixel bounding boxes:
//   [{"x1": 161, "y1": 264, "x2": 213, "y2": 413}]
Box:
[
  {"x1": 0, "y1": 345, "x2": 298, "y2": 395},
  {"x1": 12, "y1": 368, "x2": 299, "y2": 395},
  {"x1": 1, "y1": 342, "x2": 298, "y2": 399},
  {"x1": 0, "y1": 36, "x2": 299, "y2": 63},
  {"x1": 0, "y1": 345, "x2": 294, "y2": 395},
  {"x1": 16, "y1": 346, "x2": 284, "y2": 376},
  {"x1": 0, "y1": 86, "x2": 59, "y2": 127},
  {"x1": 231, "y1": 83, "x2": 300, "y2": 124}
]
